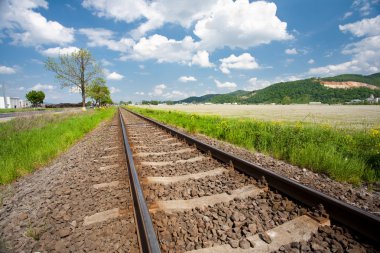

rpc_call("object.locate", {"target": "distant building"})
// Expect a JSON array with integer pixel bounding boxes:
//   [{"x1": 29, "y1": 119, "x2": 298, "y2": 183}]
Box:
[
  {"x1": 349, "y1": 99, "x2": 363, "y2": 104},
  {"x1": 0, "y1": 97, "x2": 30, "y2": 109},
  {"x1": 366, "y1": 94, "x2": 379, "y2": 103}
]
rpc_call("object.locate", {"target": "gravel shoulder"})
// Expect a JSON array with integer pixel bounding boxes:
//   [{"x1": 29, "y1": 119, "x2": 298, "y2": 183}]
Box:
[{"x1": 0, "y1": 114, "x2": 138, "y2": 252}]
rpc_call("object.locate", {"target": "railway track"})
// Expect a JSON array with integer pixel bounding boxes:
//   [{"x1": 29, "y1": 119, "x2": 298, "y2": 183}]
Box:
[{"x1": 118, "y1": 108, "x2": 379, "y2": 252}]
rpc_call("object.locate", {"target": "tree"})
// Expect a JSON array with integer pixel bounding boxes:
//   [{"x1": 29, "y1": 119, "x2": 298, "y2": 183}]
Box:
[
  {"x1": 87, "y1": 77, "x2": 113, "y2": 106},
  {"x1": 281, "y1": 96, "x2": 292, "y2": 105},
  {"x1": 45, "y1": 48, "x2": 102, "y2": 110},
  {"x1": 26, "y1": 90, "x2": 45, "y2": 107},
  {"x1": 119, "y1": 100, "x2": 132, "y2": 105}
]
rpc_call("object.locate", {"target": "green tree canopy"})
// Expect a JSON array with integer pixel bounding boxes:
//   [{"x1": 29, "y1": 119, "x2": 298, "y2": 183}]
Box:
[
  {"x1": 87, "y1": 77, "x2": 113, "y2": 106},
  {"x1": 26, "y1": 90, "x2": 45, "y2": 107},
  {"x1": 45, "y1": 48, "x2": 102, "y2": 109}
]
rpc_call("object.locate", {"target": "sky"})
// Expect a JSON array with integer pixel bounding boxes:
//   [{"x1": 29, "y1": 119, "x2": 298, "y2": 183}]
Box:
[{"x1": 0, "y1": 0, "x2": 379, "y2": 103}]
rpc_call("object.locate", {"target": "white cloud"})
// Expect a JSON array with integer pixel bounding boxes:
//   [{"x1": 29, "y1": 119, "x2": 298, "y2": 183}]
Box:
[
  {"x1": 219, "y1": 53, "x2": 259, "y2": 74},
  {"x1": 82, "y1": 0, "x2": 150, "y2": 24},
  {"x1": 285, "y1": 48, "x2": 298, "y2": 55},
  {"x1": 0, "y1": 65, "x2": 16, "y2": 74},
  {"x1": 178, "y1": 76, "x2": 197, "y2": 83},
  {"x1": 82, "y1": 0, "x2": 216, "y2": 38},
  {"x1": 135, "y1": 91, "x2": 145, "y2": 95},
  {"x1": 153, "y1": 84, "x2": 166, "y2": 96},
  {"x1": 82, "y1": 0, "x2": 291, "y2": 50},
  {"x1": 101, "y1": 59, "x2": 113, "y2": 66},
  {"x1": 39, "y1": 46, "x2": 80, "y2": 57},
  {"x1": 18, "y1": 86, "x2": 25, "y2": 91},
  {"x1": 309, "y1": 15, "x2": 380, "y2": 76},
  {"x1": 308, "y1": 59, "x2": 315, "y2": 64},
  {"x1": 245, "y1": 77, "x2": 270, "y2": 91},
  {"x1": 65, "y1": 3, "x2": 76, "y2": 10},
  {"x1": 309, "y1": 35, "x2": 380, "y2": 76},
  {"x1": 163, "y1": 90, "x2": 188, "y2": 99},
  {"x1": 353, "y1": 0, "x2": 372, "y2": 16},
  {"x1": 214, "y1": 79, "x2": 237, "y2": 90},
  {"x1": 69, "y1": 86, "x2": 81, "y2": 93},
  {"x1": 194, "y1": 0, "x2": 292, "y2": 50},
  {"x1": 80, "y1": 28, "x2": 134, "y2": 52},
  {"x1": 0, "y1": 0, "x2": 75, "y2": 46},
  {"x1": 339, "y1": 15, "x2": 380, "y2": 37},
  {"x1": 191, "y1": 50, "x2": 214, "y2": 67},
  {"x1": 343, "y1": 12, "x2": 353, "y2": 19},
  {"x1": 107, "y1": 71, "x2": 124, "y2": 80},
  {"x1": 128, "y1": 1, "x2": 217, "y2": 39},
  {"x1": 122, "y1": 34, "x2": 198, "y2": 63},
  {"x1": 31, "y1": 83, "x2": 55, "y2": 91},
  {"x1": 109, "y1": 86, "x2": 120, "y2": 94}
]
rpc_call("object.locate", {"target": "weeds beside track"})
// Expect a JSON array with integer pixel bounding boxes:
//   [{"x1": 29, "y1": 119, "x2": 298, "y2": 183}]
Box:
[
  {"x1": 128, "y1": 106, "x2": 379, "y2": 185},
  {"x1": 0, "y1": 108, "x2": 116, "y2": 184}
]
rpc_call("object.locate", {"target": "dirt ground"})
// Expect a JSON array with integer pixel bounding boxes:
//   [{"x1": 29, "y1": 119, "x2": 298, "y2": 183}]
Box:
[{"x1": 137, "y1": 104, "x2": 380, "y2": 129}]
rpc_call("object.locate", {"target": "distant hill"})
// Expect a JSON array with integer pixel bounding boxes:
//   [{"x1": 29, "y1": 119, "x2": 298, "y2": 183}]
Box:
[
  {"x1": 179, "y1": 94, "x2": 219, "y2": 103},
  {"x1": 176, "y1": 73, "x2": 380, "y2": 104},
  {"x1": 177, "y1": 90, "x2": 251, "y2": 104}
]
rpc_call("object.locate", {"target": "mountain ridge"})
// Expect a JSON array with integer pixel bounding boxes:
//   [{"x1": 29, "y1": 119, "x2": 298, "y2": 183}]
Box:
[{"x1": 174, "y1": 73, "x2": 380, "y2": 104}]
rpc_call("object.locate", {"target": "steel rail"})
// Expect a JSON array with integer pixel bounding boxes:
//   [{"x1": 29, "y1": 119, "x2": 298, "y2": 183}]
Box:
[
  {"x1": 123, "y1": 108, "x2": 380, "y2": 244},
  {"x1": 118, "y1": 108, "x2": 161, "y2": 253}
]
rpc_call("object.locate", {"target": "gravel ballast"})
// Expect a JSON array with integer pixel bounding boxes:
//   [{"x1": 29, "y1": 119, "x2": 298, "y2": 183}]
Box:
[{"x1": 123, "y1": 109, "x2": 379, "y2": 252}]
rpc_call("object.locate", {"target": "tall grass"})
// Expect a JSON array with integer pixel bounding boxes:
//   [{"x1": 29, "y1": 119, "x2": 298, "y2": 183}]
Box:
[
  {"x1": 129, "y1": 107, "x2": 380, "y2": 184},
  {"x1": 0, "y1": 108, "x2": 57, "y2": 113},
  {"x1": 0, "y1": 108, "x2": 116, "y2": 184}
]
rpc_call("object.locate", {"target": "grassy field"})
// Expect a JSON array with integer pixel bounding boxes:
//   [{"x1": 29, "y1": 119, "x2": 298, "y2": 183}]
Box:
[
  {"x1": 137, "y1": 104, "x2": 380, "y2": 129},
  {"x1": 0, "y1": 107, "x2": 116, "y2": 184},
  {"x1": 0, "y1": 108, "x2": 58, "y2": 113},
  {"x1": 129, "y1": 106, "x2": 380, "y2": 185}
]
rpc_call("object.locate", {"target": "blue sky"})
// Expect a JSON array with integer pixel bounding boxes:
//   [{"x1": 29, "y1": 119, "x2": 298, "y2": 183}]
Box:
[{"x1": 0, "y1": 0, "x2": 379, "y2": 103}]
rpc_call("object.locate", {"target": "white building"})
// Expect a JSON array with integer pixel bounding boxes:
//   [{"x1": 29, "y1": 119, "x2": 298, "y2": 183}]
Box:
[{"x1": 0, "y1": 97, "x2": 30, "y2": 109}]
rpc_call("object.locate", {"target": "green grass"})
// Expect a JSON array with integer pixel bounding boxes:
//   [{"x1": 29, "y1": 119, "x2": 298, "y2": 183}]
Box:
[
  {"x1": 0, "y1": 108, "x2": 59, "y2": 113},
  {"x1": 128, "y1": 106, "x2": 380, "y2": 185},
  {"x1": 0, "y1": 107, "x2": 116, "y2": 184}
]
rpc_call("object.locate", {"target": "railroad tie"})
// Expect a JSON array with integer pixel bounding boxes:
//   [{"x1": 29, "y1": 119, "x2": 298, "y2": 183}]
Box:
[
  {"x1": 144, "y1": 167, "x2": 228, "y2": 185},
  {"x1": 103, "y1": 146, "x2": 120, "y2": 151},
  {"x1": 149, "y1": 185, "x2": 265, "y2": 213},
  {"x1": 187, "y1": 215, "x2": 330, "y2": 253},
  {"x1": 135, "y1": 147, "x2": 194, "y2": 157},
  {"x1": 98, "y1": 164, "x2": 119, "y2": 171},
  {"x1": 141, "y1": 156, "x2": 205, "y2": 166},
  {"x1": 83, "y1": 208, "x2": 128, "y2": 226},
  {"x1": 92, "y1": 181, "x2": 119, "y2": 189},
  {"x1": 101, "y1": 154, "x2": 119, "y2": 159}
]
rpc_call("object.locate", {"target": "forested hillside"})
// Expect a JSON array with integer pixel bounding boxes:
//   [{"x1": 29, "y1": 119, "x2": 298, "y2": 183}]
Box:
[
  {"x1": 244, "y1": 79, "x2": 380, "y2": 104},
  {"x1": 175, "y1": 73, "x2": 380, "y2": 104}
]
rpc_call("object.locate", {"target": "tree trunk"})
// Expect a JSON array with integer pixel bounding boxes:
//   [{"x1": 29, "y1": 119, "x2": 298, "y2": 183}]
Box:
[
  {"x1": 81, "y1": 89, "x2": 86, "y2": 111},
  {"x1": 80, "y1": 54, "x2": 86, "y2": 111}
]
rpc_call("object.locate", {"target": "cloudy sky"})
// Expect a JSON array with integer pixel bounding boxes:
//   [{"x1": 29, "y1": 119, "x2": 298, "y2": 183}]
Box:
[{"x1": 0, "y1": 0, "x2": 379, "y2": 103}]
